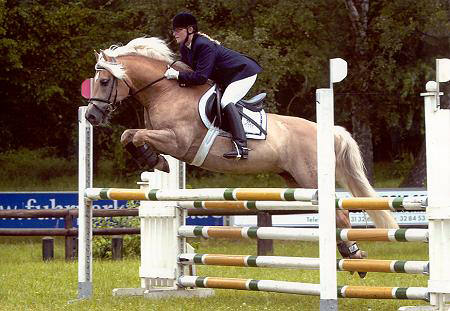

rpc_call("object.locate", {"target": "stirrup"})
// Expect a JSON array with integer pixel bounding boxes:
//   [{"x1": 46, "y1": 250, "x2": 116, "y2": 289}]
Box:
[{"x1": 223, "y1": 141, "x2": 249, "y2": 160}]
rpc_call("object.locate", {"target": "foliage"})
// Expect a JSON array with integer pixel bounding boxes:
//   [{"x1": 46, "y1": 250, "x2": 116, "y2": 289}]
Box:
[
  {"x1": 0, "y1": 147, "x2": 77, "y2": 180},
  {"x1": 0, "y1": 148, "x2": 140, "y2": 190},
  {"x1": 1, "y1": 0, "x2": 450, "y2": 166},
  {"x1": 0, "y1": 149, "x2": 410, "y2": 191},
  {"x1": 92, "y1": 215, "x2": 140, "y2": 259}
]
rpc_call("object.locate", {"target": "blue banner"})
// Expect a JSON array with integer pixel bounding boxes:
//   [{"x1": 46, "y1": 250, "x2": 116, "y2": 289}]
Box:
[{"x1": 0, "y1": 192, "x2": 223, "y2": 228}]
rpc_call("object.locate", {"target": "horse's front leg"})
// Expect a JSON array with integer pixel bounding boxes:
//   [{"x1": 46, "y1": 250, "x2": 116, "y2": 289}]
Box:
[
  {"x1": 336, "y1": 210, "x2": 368, "y2": 278},
  {"x1": 121, "y1": 129, "x2": 170, "y2": 173}
]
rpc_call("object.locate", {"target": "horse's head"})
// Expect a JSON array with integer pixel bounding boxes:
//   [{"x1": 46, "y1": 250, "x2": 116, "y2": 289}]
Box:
[
  {"x1": 85, "y1": 51, "x2": 131, "y2": 126},
  {"x1": 85, "y1": 37, "x2": 176, "y2": 126}
]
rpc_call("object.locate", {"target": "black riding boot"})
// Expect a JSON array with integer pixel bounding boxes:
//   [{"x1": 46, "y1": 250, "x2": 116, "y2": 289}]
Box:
[{"x1": 222, "y1": 103, "x2": 249, "y2": 159}]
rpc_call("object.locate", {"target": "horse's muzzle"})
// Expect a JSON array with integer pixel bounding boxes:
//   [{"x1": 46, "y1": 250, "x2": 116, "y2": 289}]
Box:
[
  {"x1": 85, "y1": 111, "x2": 100, "y2": 126},
  {"x1": 85, "y1": 102, "x2": 108, "y2": 126}
]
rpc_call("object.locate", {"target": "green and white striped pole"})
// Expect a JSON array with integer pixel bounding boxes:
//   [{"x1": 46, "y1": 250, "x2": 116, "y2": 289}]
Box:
[
  {"x1": 85, "y1": 187, "x2": 318, "y2": 202},
  {"x1": 336, "y1": 197, "x2": 426, "y2": 211},
  {"x1": 178, "y1": 253, "x2": 429, "y2": 274},
  {"x1": 178, "y1": 200, "x2": 317, "y2": 211},
  {"x1": 177, "y1": 276, "x2": 429, "y2": 301},
  {"x1": 178, "y1": 226, "x2": 429, "y2": 242}
]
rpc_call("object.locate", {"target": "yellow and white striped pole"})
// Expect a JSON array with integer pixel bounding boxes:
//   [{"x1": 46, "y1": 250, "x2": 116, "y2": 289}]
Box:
[
  {"x1": 178, "y1": 253, "x2": 429, "y2": 274},
  {"x1": 85, "y1": 187, "x2": 318, "y2": 202},
  {"x1": 177, "y1": 225, "x2": 429, "y2": 242},
  {"x1": 177, "y1": 276, "x2": 429, "y2": 301}
]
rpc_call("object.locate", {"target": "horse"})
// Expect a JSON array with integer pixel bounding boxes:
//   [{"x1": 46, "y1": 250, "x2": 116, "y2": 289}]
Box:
[{"x1": 85, "y1": 37, "x2": 399, "y2": 273}]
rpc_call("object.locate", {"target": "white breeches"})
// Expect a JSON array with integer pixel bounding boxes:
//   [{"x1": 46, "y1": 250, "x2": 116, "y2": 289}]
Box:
[{"x1": 220, "y1": 74, "x2": 257, "y2": 108}]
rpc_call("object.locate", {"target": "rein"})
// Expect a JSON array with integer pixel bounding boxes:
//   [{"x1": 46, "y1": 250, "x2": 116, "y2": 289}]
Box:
[{"x1": 89, "y1": 59, "x2": 179, "y2": 115}]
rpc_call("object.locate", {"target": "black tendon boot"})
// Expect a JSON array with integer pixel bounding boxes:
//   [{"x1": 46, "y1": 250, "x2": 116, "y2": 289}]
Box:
[
  {"x1": 222, "y1": 103, "x2": 249, "y2": 159},
  {"x1": 337, "y1": 242, "x2": 368, "y2": 278},
  {"x1": 125, "y1": 142, "x2": 159, "y2": 170}
]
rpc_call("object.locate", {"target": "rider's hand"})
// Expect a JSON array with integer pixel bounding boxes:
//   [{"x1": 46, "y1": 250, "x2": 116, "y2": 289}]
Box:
[{"x1": 164, "y1": 68, "x2": 179, "y2": 80}]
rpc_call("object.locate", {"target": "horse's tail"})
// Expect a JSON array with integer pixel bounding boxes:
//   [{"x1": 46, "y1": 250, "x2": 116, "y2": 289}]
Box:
[{"x1": 334, "y1": 126, "x2": 399, "y2": 229}]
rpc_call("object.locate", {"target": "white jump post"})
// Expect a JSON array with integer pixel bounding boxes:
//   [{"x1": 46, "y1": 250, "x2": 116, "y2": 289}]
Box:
[
  {"x1": 112, "y1": 157, "x2": 213, "y2": 298},
  {"x1": 421, "y1": 59, "x2": 450, "y2": 311},
  {"x1": 316, "y1": 58, "x2": 347, "y2": 311},
  {"x1": 77, "y1": 104, "x2": 194, "y2": 299},
  {"x1": 78, "y1": 106, "x2": 93, "y2": 299},
  {"x1": 138, "y1": 157, "x2": 186, "y2": 290}
]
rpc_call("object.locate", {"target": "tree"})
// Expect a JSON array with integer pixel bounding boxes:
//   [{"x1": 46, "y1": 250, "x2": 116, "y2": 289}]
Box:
[
  {"x1": 0, "y1": 0, "x2": 150, "y2": 155},
  {"x1": 1, "y1": 0, "x2": 449, "y2": 182},
  {"x1": 339, "y1": 0, "x2": 450, "y2": 184},
  {"x1": 342, "y1": 0, "x2": 376, "y2": 181}
]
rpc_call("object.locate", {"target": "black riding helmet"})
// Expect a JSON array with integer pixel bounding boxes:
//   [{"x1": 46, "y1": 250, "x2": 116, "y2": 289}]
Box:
[{"x1": 172, "y1": 12, "x2": 198, "y2": 33}]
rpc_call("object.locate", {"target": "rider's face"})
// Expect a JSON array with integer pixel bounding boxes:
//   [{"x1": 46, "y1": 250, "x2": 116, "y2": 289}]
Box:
[
  {"x1": 173, "y1": 28, "x2": 187, "y2": 44},
  {"x1": 173, "y1": 26, "x2": 194, "y2": 45}
]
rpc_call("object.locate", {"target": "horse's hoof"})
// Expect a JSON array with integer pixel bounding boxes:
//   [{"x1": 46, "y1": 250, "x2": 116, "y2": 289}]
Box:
[
  {"x1": 348, "y1": 271, "x2": 367, "y2": 278},
  {"x1": 356, "y1": 250, "x2": 368, "y2": 278},
  {"x1": 357, "y1": 271, "x2": 367, "y2": 278},
  {"x1": 346, "y1": 249, "x2": 368, "y2": 278},
  {"x1": 155, "y1": 155, "x2": 170, "y2": 173}
]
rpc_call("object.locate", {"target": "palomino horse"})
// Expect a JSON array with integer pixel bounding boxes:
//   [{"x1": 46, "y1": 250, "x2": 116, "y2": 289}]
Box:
[{"x1": 85, "y1": 37, "x2": 399, "y2": 272}]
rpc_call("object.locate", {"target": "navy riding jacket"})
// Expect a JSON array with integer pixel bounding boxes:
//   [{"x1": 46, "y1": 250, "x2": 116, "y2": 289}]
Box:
[{"x1": 178, "y1": 34, "x2": 262, "y2": 89}]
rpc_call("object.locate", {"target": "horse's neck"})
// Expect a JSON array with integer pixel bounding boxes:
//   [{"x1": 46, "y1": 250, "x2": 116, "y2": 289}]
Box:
[
  {"x1": 147, "y1": 83, "x2": 209, "y2": 130},
  {"x1": 124, "y1": 57, "x2": 208, "y2": 131},
  {"x1": 124, "y1": 57, "x2": 166, "y2": 103}
]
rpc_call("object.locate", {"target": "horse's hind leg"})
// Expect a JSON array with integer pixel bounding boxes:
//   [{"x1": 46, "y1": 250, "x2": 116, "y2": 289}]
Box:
[
  {"x1": 121, "y1": 129, "x2": 169, "y2": 172},
  {"x1": 279, "y1": 169, "x2": 368, "y2": 278}
]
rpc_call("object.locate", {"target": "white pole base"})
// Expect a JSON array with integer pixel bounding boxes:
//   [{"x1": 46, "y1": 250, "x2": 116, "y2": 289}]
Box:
[
  {"x1": 112, "y1": 287, "x2": 214, "y2": 299},
  {"x1": 78, "y1": 281, "x2": 93, "y2": 299},
  {"x1": 320, "y1": 298, "x2": 338, "y2": 311}
]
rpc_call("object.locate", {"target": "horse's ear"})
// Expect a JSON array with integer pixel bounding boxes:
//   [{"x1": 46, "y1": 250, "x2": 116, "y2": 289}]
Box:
[
  {"x1": 100, "y1": 50, "x2": 108, "y2": 61},
  {"x1": 94, "y1": 50, "x2": 99, "y2": 62}
]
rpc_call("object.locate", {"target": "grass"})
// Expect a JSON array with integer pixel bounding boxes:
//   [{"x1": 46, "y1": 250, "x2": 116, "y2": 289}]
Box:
[
  {"x1": 0, "y1": 237, "x2": 430, "y2": 311},
  {"x1": 0, "y1": 150, "x2": 422, "y2": 310}
]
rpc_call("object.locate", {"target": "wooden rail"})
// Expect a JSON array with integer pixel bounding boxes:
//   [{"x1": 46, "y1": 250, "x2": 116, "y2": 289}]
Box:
[{"x1": 0, "y1": 208, "x2": 295, "y2": 258}]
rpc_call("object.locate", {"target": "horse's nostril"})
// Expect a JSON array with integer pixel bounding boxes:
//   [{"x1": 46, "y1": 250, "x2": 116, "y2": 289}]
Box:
[{"x1": 85, "y1": 114, "x2": 95, "y2": 123}]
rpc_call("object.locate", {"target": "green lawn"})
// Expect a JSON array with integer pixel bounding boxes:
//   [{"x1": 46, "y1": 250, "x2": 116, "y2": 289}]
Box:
[
  {"x1": 0, "y1": 150, "x2": 424, "y2": 310},
  {"x1": 0, "y1": 237, "x2": 430, "y2": 311}
]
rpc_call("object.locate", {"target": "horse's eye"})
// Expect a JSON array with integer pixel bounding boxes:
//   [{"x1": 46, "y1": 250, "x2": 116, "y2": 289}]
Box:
[{"x1": 100, "y1": 78, "x2": 110, "y2": 86}]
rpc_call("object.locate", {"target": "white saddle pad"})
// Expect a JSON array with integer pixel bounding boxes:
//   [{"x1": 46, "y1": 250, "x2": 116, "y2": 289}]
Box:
[{"x1": 198, "y1": 85, "x2": 267, "y2": 140}]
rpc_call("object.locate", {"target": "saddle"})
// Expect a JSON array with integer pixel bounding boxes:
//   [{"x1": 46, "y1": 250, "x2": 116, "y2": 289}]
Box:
[
  {"x1": 191, "y1": 85, "x2": 267, "y2": 166},
  {"x1": 205, "y1": 85, "x2": 267, "y2": 135}
]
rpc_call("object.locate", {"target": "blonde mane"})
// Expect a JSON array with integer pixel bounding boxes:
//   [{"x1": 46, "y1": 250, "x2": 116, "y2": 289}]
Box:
[{"x1": 95, "y1": 37, "x2": 175, "y2": 79}]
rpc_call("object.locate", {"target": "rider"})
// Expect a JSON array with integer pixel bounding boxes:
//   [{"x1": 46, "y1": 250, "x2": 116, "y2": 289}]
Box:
[{"x1": 164, "y1": 12, "x2": 262, "y2": 160}]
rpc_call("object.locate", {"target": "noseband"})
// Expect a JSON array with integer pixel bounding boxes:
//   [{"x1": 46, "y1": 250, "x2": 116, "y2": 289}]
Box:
[{"x1": 88, "y1": 60, "x2": 179, "y2": 118}]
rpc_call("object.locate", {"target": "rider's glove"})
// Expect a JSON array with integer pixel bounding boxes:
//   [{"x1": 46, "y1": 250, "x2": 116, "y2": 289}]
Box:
[{"x1": 164, "y1": 68, "x2": 179, "y2": 80}]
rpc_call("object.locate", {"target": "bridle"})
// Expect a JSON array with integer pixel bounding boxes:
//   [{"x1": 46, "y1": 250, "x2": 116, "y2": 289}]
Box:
[{"x1": 88, "y1": 59, "x2": 179, "y2": 118}]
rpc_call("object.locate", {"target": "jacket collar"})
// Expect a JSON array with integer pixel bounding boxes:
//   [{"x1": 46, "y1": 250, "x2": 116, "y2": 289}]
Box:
[{"x1": 185, "y1": 33, "x2": 199, "y2": 49}]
